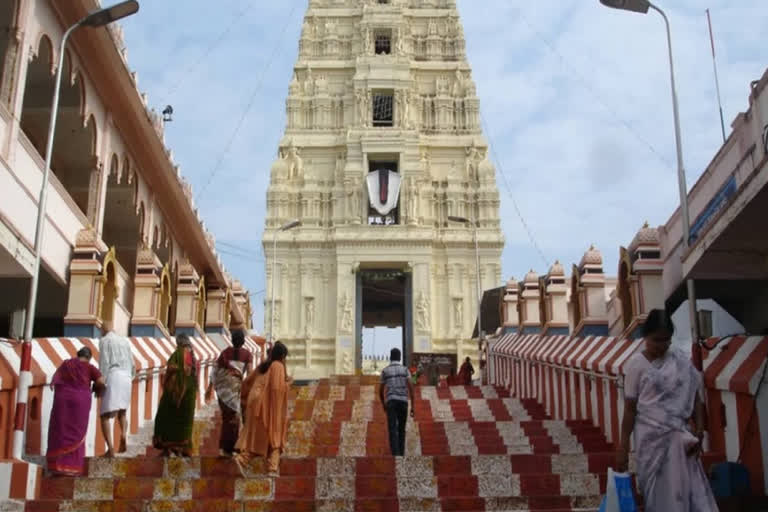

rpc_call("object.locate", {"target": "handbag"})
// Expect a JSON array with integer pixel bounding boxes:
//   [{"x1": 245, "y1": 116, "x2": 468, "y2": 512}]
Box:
[{"x1": 599, "y1": 468, "x2": 638, "y2": 512}]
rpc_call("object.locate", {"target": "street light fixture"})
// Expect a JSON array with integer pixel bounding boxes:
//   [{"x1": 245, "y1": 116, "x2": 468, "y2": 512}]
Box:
[
  {"x1": 448, "y1": 216, "x2": 483, "y2": 344},
  {"x1": 597, "y1": 0, "x2": 702, "y2": 368},
  {"x1": 599, "y1": 0, "x2": 650, "y2": 14},
  {"x1": 14, "y1": 0, "x2": 140, "y2": 460},
  {"x1": 269, "y1": 220, "x2": 301, "y2": 344}
]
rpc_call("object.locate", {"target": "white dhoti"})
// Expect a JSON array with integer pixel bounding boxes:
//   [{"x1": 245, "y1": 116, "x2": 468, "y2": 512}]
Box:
[{"x1": 101, "y1": 368, "x2": 132, "y2": 414}]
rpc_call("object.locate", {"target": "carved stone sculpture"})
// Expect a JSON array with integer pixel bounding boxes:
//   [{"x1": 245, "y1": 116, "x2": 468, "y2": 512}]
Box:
[
  {"x1": 287, "y1": 142, "x2": 304, "y2": 180},
  {"x1": 416, "y1": 291, "x2": 430, "y2": 332},
  {"x1": 465, "y1": 141, "x2": 482, "y2": 180},
  {"x1": 407, "y1": 177, "x2": 419, "y2": 225},
  {"x1": 454, "y1": 299, "x2": 463, "y2": 328},
  {"x1": 356, "y1": 88, "x2": 370, "y2": 126},
  {"x1": 305, "y1": 298, "x2": 315, "y2": 338},
  {"x1": 340, "y1": 292, "x2": 354, "y2": 333}
]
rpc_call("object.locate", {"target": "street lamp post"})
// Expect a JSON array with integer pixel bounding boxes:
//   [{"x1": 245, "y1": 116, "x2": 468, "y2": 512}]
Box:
[
  {"x1": 448, "y1": 216, "x2": 483, "y2": 343},
  {"x1": 598, "y1": 0, "x2": 702, "y2": 368},
  {"x1": 269, "y1": 220, "x2": 301, "y2": 344},
  {"x1": 12, "y1": 0, "x2": 140, "y2": 460}
]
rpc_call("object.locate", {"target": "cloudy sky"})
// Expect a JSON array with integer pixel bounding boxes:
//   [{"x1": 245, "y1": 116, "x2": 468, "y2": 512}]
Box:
[{"x1": 120, "y1": 0, "x2": 767, "y2": 333}]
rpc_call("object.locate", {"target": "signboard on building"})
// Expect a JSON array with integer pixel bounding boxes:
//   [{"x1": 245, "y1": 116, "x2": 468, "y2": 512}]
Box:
[
  {"x1": 411, "y1": 352, "x2": 457, "y2": 376},
  {"x1": 689, "y1": 175, "x2": 737, "y2": 244}
]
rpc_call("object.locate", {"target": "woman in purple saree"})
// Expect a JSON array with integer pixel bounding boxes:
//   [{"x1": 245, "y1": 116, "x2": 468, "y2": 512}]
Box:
[
  {"x1": 619, "y1": 309, "x2": 718, "y2": 511},
  {"x1": 46, "y1": 347, "x2": 105, "y2": 476}
]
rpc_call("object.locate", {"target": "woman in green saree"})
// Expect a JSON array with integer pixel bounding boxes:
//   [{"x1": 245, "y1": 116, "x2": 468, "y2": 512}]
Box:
[{"x1": 153, "y1": 333, "x2": 199, "y2": 456}]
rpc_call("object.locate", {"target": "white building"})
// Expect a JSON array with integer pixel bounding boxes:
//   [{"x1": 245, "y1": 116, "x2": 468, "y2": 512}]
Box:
[{"x1": 263, "y1": 0, "x2": 504, "y2": 379}]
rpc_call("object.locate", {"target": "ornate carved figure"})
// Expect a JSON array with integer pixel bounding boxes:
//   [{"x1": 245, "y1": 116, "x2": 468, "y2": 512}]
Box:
[
  {"x1": 305, "y1": 298, "x2": 315, "y2": 337},
  {"x1": 395, "y1": 89, "x2": 406, "y2": 128},
  {"x1": 436, "y1": 76, "x2": 451, "y2": 96},
  {"x1": 274, "y1": 301, "x2": 282, "y2": 331},
  {"x1": 428, "y1": 20, "x2": 438, "y2": 36},
  {"x1": 340, "y1": 293, "x2": 354, "y2": 333},
  {"x1": 453, "y1": 68, "x2": 465, "y2": 97},
  {"x1": 304, "y1": 67, "x2": 314, "y2": 96},
  {"x1": 289, "y1": 73, "x2": 301, "y2": 96},
  {"x1": 315, "y1": 74, "x2": 328, "y2": 95},
  {"x1": 356, "y1": 88, "x2": 370, "y2": 126},
  {"x1": 325, "y1": 19, "x2": 336, "y2": 36},
  {"x1": 454, "y1": 299, "x2": 463, "y2": 328},
  {"x1": 465, "y1": 141, "x2": 482, "y2": 180},
  {"x1": 420, "y1": 147, "x2": 431, "y2": 172},
  {"x1": 416, "y1": 291, "x2": 430, "y2": 332},
  {"x1": 287, "y1": 142, "x2": 304, "y2": 180},
  {"x1": 407, "y1": 177, "x2": 419, "y2": 225},
  {"x1": 396, "y1": 28, "x2": 406, "y2": 55},
  {"x1": 362, "y1": 26, "x2": 373, "y2": 55},
  {"x1": 335, "y1": 151, "x2": 346, "y2": 178}
]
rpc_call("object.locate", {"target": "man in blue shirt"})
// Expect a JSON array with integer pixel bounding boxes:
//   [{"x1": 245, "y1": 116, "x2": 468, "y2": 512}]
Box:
[{"x1": 379, "y1": 348, "x2": 414, "y2": 456}]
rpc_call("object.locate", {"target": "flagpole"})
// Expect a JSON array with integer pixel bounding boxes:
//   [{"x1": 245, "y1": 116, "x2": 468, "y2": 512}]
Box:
[{"x1": 706, "y1": 8, "x2": 727, "y2": 143}]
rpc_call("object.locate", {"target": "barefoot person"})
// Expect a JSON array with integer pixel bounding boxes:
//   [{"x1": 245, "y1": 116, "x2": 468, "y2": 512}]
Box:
[
  {"x1": 618, "y1": 309, "x2": 718, "y2": 511},
  {"x1": 47, "y1": 347, "x2": 105, "y2": 476},
  {"x1": 98, "y1": 320, "x2": 135, "y2": 457},
  {"x1": 205, "y1": 330, "x2": 252, "y2": 455},
  {"x1": 153, "y1": 334, "x2": 199, "y2": 457},
  {"x1": 234, "y1": 341, "x2": 291, "y2": 476}
]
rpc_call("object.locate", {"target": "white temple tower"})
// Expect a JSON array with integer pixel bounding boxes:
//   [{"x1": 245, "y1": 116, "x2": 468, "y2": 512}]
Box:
[{"x1": 263, "y1": 0, "x2": 504, "y2": 379}]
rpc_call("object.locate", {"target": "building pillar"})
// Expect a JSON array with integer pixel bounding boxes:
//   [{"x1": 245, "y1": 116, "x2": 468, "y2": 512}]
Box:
[
  {"x1": 130, "y1": 246, "x2": 169, "y2": 338},
  {"x1": 205, "y1": 287, "x2": 231, "y2": 336},
  {"x1": 520, "y1": 270, "x2": 541, "y2": 334},
  {"x1": 502, "y1": 277, "x2": 520, "y2": 333},
  {"x1": 86, "y1": 159, "x2": 105, "y2": 227},
  {"x1": 174, "y1": 262, "x2": 205, "y2": 338},
  {"x1": 63, "y1": 227, "x2": 109, "y2": 337},
  {"x1": 232, "y1": 280, "x2": 251, "y2": 331},
  {"x1": 542, "y1": 261, "x2": 569, "y2": 335},
  {"x1": 335, "y1": 261, "x2": 355, "y2": 375},
  {"x1": 573, "y1": 246, "x2": 610, "y2": 338}
]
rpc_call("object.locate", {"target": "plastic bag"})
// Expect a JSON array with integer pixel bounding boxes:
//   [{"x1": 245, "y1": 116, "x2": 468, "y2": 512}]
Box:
[{"x1": 599, "y1": 467, "x2": 638, "y2": 512}]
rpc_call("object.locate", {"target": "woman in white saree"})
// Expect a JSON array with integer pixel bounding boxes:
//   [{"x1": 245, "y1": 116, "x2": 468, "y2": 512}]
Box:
[{"x1": 618, "y1": 309, "x2": 718, "y2": 511}]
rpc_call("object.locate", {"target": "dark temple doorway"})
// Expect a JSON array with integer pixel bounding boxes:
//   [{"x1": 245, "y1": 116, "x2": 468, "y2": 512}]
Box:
[{"x1": 355, "y1": 269, "x2": 412, "y2": 371}]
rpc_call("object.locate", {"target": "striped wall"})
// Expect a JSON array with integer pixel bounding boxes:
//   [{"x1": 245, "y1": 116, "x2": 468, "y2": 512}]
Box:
[
  {"x1": 488, "y1": 333, "x2": 768, "y2": 494},
  {"x1": 0, "y1": 335, "x2": 262, "y2": 500}
]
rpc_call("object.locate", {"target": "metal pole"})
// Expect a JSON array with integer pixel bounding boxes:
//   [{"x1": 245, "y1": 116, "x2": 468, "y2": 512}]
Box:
[
  {"x1": 706, "y1": 9, "x2": 727, "y2": 144},
  {"x1": 270, "y1": 228, "x2": 278, "y2": 344},
  {"x1": 473, "y1": 219, "x2": 482, "y2": 342},
  {"x1": 650, "y1": 3, "x2": 702, "y2": 368},
  {"x1": 13, "y1": 22, "x2": 80, "y2": 460}
]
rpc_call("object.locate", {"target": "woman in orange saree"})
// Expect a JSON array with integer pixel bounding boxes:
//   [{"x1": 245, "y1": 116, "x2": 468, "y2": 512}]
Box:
[{"x1": 234, "y1": 341, "x2": 291, "y2": 476}]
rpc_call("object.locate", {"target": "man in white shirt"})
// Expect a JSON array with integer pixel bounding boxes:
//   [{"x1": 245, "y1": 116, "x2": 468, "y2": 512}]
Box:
[{"x1": 98, "y1": 320, "x2": 135, "y2": 456}]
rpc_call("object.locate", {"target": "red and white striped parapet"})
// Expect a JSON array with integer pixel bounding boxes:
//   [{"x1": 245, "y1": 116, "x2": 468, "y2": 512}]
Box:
[
  {"x1": 0, "y1": 335, "x2": 260, "y2": 461},
  {"x1": 701, "y1": 336, "x2": 768, "y2": 494},
  {"x1": 489, "y1": 333, "x2": 768, "y2": 494}
]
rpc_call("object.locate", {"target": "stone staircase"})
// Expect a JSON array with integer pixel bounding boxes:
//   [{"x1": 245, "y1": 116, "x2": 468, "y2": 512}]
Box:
[{"x1": 24, "y1": 376, "x2": 618, "y2": 511}]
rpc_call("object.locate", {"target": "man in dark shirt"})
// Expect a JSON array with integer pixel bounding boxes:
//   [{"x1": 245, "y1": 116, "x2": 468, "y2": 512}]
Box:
[{"x1": 379, "y1": 348, "x2": 414, "y2": 456}]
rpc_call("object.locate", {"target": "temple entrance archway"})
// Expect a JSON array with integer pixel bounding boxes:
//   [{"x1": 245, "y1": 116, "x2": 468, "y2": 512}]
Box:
[{"x1": 355, "y1": 269, "x2": 412, "y2": 371}]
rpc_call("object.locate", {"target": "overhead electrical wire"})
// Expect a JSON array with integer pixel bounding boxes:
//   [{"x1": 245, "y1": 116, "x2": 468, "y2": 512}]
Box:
[
  {"x1": 480, "y1": 111, "x2": 551, "y2": 269},
  {"x1": 195, "y1": 0, "x2": 302, "y2": 201},
  {"x1": 162, "y1": 0, "x2": 262, "y2": 101},
  {"x1": 515, "y1": 10, "x2": 674, "y2": 169}
]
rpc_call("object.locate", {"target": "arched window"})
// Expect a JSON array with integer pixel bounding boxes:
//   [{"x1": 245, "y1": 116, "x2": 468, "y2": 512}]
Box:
[
  {"x1": 571, "y1": 265, "x2": 582, "y2": 329},
  {"x1": 100, "y1": 249, "x2": 118, "y2": 327},
  {"x1": 158, "y1": 265, "x2": 172, "y2": 331},
  {"x1": 196, "y1": 277, "x2": 206, "y2": 329},
  {"x1": 618, "y1": 248, "x2": 634, "y2": 332}
]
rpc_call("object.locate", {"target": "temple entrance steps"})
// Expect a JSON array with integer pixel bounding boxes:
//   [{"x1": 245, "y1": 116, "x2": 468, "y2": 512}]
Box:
[{"x1": 25, "y1": 378, "x2": 619, "y2": 511}]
